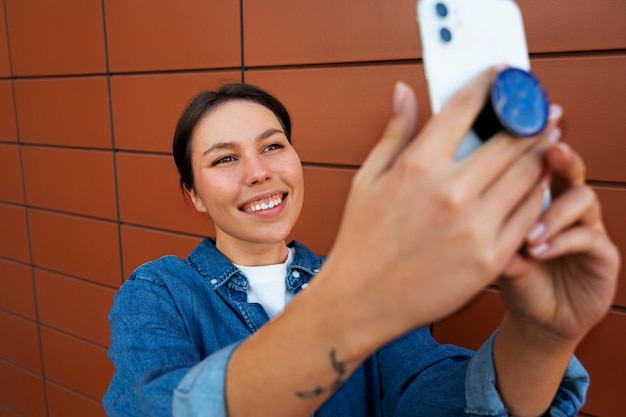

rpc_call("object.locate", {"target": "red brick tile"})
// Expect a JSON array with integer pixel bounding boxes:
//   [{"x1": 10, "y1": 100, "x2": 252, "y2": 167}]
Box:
[
  {"x1": 40, "y1": 327, "x2": 114, "y2": 401},
  {"x1": 104, "y1": 0, "x2": 240, "y2": 72},
  {"x1": 520, "y1": 1, "x2": 626, "y2": 53},
  {"x1": 0, "y1": 405, "x2": 20, "y2": 417},
  {"x1": 289, "y1": 167, "x2": 354, "y2": 256},
  {"x1": 0, "y1": 311, "x2": 41, "y2": 374},
  {"x1": 116, "y1": 152, "x2": 210, "y2": 236},
  {"x1": 576, "y1": 310, "x2": 626, "y2": 416},
  {"x1": 121, "y1": 225, "x2": 202, "y2": 278},
  {"x1": 0, "y1": 5, "x2": 10, "y2": 78},
  {"x1": 46, "y1": 381, "x2": 107, "y2": 417},
  {"x1": 244, "y1": 0, "x2": 419, "y2": 66},
  {"x1": 0, "y1": 259, "x2": 35, "y2": 320},
  {"x1": 22, "y1": 146, "x2": 117, "y2": 220},
  {"x1": 35, "y1": 269, "x2": 115, "y2": 346},
  {"x1": 0, "y1": 144, "x2": 24, "y2": 204},
  {"x1": 0, "y1": 361, "x2": 46, "y2": 417},
  {"x1": 595, "y1": 186, "x2": 626, "y2": 308},
  {"x1": 5, "y1": 0, "x2": 106, "y2": 76},
  {"x1": 432, "y1": 289, "x2": 507, "y2": 350},
  {"x1": 532, "y1": 55, "x2": 626, "y2": 183},
  {"x1": 246, "y1": 64, "x2": 429, "y2": 166},
  {"x1": 0, "y1": 203, "x2": 29, "y2": 263},
  {"x1": 111, "y1": 71, "x2": 240, "y2": 153},
  {"x1": 14, "y1": 77, "x2": 112, "y2": 149},
  {"x1": 28, "y1": 209, "x2": 121, "y2": 287},
  {"x1": 0, "y1": 81, "x2": 17, "y2": 143}
]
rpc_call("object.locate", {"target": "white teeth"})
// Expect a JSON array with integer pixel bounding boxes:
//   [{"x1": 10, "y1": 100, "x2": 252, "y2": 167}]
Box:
[{"x1": 244, "y1": 196, "x2": 282, "y2": 212}]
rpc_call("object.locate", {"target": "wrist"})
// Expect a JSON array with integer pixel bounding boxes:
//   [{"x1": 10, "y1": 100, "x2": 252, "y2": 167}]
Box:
[
  {"x1": 304, "y1": 256, "x2": 410, "y2": 363},
  {"x1": 493, "y1": 314, "x2": 579, "y2": 417},
  {"x1": 500, "y1": 313, "x2": 580, "y2": 356}
]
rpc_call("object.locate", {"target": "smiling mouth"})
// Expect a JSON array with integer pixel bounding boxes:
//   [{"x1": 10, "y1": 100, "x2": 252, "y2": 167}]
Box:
[{"x1": 240, "y1": 193, "x2": 286, "y2": 212}]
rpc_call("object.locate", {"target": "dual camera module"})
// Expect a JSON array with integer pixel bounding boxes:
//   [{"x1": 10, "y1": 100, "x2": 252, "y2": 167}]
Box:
[{"x1": 435, "y1": 2, "x2": 452, "y2": 43}]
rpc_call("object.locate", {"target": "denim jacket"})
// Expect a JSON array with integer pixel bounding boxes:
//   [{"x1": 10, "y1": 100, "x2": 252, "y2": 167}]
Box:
[{"x1": 103, "y1": 238, "x2": 589, "y2": 417}]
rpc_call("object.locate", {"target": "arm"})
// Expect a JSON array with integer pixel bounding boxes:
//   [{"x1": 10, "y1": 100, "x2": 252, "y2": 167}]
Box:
[
  {"x1": 105, "y1": 276, "x2": 206, "y2": 417},
  {"x1": 222, "y1": 68, "x2": 571, "y2": 416},
  {"x1": 494, "y1": 136, "x2": 620, "y2": 416}
]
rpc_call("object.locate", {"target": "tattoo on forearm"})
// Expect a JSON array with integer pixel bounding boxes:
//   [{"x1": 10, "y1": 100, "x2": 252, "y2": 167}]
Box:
[{"x1": 295, "y1": 349, "x2": 346, "y2": 399}]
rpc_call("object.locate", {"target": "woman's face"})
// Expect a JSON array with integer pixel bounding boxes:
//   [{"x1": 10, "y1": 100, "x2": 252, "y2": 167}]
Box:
[{"x1": 188, "y1": 100, "x2": 304, "y2": 258}]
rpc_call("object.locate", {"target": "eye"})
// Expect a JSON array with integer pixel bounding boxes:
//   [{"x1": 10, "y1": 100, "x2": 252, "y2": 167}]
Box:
[
  {"x1": 263, "y1": 143, "x2": 284, "y2": 153},
  {"x1": 211, "y1": 155, "x2": 237, "y2": 166}
]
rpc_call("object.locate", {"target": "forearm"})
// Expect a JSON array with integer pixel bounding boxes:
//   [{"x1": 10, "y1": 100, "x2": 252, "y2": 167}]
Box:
[
  {"x1": 493, "y1": 313, "x2": 578, "y2": 417},
  {"x1": 225, "y1": 265, "x2": 395, "y2": 417}
]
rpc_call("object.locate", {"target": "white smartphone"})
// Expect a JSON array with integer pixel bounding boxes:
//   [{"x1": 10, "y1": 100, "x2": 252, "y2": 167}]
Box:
[{"x1": 416, "y1": 0, "x2": 531, "y2": 160}]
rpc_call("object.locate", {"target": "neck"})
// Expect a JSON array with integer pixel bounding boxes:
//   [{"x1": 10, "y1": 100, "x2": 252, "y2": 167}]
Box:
[{"x1": 216, "y1": 237, "x2": 289, "y2": 266}]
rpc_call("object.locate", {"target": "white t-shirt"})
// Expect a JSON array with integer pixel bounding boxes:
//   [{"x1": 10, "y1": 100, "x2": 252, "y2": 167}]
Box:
[{"x1": 234, "y1": 247, "x2": 295, "y2": 319}]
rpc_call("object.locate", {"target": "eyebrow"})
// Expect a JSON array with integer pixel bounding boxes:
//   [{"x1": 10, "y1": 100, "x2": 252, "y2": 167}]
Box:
[{"x1": 201, "y1": 128, "x2": 285, "y2": 157}]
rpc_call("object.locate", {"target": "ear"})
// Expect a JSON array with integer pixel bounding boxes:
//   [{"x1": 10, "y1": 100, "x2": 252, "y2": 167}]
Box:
[{"x1": 185, "y1": 187, "x2": 208, "y2": 213}]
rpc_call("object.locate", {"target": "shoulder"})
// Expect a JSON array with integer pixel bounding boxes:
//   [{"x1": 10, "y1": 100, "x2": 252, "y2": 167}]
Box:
[{"x1": 125, "y1": 255, "x2": 192, "y2": 288}]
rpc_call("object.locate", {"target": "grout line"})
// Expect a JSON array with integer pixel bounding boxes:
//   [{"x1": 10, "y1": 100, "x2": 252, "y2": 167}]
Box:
[
  {"x1": 39, "y1": 323, "x2": 111, "y2": 350},
  {"x1": 0, "y1": 49, "x2": 624, "y2": 83},
  {"x1": 0, "y1": 306, "x2": 38, "y2": 324},
  {"x1": 240, "y1": 0, "x2": 245, "y2": 83},
  {"x1": 0, "y1": 255, "x2": 124, "y2": 290},
  {"x1": 0, "y1": 356, "x2": 44, "y2": 379},
  {"x1": 2, "y1": 141, "x2": 174, "y2": 156},
  {"x1": 100, "y1": 0, "x2": 125, "y2": 288},
  {"x1": 586, "y1": 180, "x2": 626, "y2": 189},
  {"x1": 2, "y1": 0, "x2": 50, "y2": 414},
  {"x1": 1, "y1": 66, "x2": 245, "y2": 80},
  {"x1": 7, "y1": 203, "x2": 120, "y2": 224},
  {"x1": 44, "y1": 379, "x2": 105, "y2": 407}
]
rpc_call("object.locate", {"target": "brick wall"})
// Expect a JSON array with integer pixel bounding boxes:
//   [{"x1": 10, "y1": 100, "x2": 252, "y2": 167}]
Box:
[{"x1": 0, "y1": 1, "x2": 624, "y2": 416}]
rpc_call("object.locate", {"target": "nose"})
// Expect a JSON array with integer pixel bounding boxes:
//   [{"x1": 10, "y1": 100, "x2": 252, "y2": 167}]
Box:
[{"x1": 244, "y1": 155, "x2": 271, "y2": 186}]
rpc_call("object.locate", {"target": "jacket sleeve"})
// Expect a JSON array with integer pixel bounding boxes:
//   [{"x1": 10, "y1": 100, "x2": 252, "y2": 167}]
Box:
[
  {"x1": 103, "y1": 274, "x2": 235, "y2": 417},
  {"x1": 377, "y1": 328, "x2": 589, "y2": 417}
]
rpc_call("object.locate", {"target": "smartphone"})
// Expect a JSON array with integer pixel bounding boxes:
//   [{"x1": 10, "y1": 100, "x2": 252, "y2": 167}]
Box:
[{"x1": 416, "y1": 0, "x2": 531, "y2": 160}]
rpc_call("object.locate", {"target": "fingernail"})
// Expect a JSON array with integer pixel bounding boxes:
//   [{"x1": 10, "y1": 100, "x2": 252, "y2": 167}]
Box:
[
  {"x1": 548, "y1": 104, "x2": 564, "y2": 121},
  {"x1": 393, "y1": 81, "x2": 409, "y2": 114},
  {"x1": 558, "y1": 142, "x2": 571, "y2": 152},
  {"x1": 527, "y1": 222, "x2": 546, "y2": 242},
  {"x1": 528, "y1": 242, "x2": 549, "y2": 257},
  {"x1": 547, "y1": 127, "x2": 561, "y2": 143}
]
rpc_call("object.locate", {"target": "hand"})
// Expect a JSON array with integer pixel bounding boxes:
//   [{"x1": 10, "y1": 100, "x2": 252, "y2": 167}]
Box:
[
  {"x1": 319, "y1": 67, "x2": 561, "y2": 349},
  {"x1": 500, "y1": 134, "x2": 621, "y2": 345}
]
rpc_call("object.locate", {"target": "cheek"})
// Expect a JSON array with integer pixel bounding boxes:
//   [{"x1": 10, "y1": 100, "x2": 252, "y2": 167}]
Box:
[
  {"x1": 196, "y1": 174, "x2": 240, "y2": 212},
  {"x1": 284, "y1": 159, "x2": 305, "y2": 207}
]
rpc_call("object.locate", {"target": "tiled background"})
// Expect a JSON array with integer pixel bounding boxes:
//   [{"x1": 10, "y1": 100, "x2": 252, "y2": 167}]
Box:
[{"x1": 0, "y1": 1, "x2": 624, "y2": 416}]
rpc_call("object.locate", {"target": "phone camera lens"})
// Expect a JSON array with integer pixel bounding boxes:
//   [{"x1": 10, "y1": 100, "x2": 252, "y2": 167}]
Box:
[
  {"x1": 436, "y1": 3, "x2": 448, "y2": 18},
  {"x1": 439, "y1": 27, "x2": 452, "y2": 43}
]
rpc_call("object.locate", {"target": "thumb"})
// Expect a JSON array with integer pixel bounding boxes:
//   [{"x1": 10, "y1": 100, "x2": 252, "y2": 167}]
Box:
[{"x1": 358, "y1": 82, "x2": 418, "y2": 181}]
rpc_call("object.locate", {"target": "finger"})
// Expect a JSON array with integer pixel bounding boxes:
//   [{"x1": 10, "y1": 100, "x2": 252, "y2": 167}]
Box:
[
  {"x1": 456, "y1": 104, "x2": 564, "y2": 197},
  {"x1": 405, "y1": 66, "x2": 500, "y2": 164},
  {"x1": 357, "y1": 82, "x2": 418, "y2": 183},
  {"x1": 501, "y1": 253, "x2": 532, "y2": 278},
  {"x1": 479, "y1": 138, "x2": 547, "y2": 224},
  {"x1": 526, "y1": 226, "x2": 609, "y2": 260},
  {"x1": 545, "y1": 142, "x2": 587, "y2": 194},
  {"x1": 526, "y1": 185, "x2": 603, "y2": 245},
  {"x1": 495, "y1": 177, "x2": 548, "y2": 256}
]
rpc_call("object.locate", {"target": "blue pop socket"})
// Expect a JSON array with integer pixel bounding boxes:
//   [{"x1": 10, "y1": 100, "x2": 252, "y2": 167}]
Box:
[{"x1": 473, "y1": 68, "x2": 549, "y2": 141}]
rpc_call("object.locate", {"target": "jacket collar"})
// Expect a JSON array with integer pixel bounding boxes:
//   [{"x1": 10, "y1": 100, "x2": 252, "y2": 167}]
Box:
[{"x1": 186, "y1": 238, "x2": 325, "y2": 292}]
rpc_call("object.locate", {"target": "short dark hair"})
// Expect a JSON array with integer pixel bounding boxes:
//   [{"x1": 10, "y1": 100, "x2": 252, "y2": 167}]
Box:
[{"x1": 172, "y1": 83, "x2": 292, "y2": 191}]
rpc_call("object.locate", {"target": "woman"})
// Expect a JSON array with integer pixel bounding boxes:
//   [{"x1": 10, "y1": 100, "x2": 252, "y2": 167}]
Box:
[{"x1": 104, "y1": 67, "x2": 619, "y2": 417}]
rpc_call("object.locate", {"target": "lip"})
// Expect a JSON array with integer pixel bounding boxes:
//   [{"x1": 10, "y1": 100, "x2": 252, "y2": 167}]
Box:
[{"x1": 238, "y1": 191, "x2": 288, "y2": 212}]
